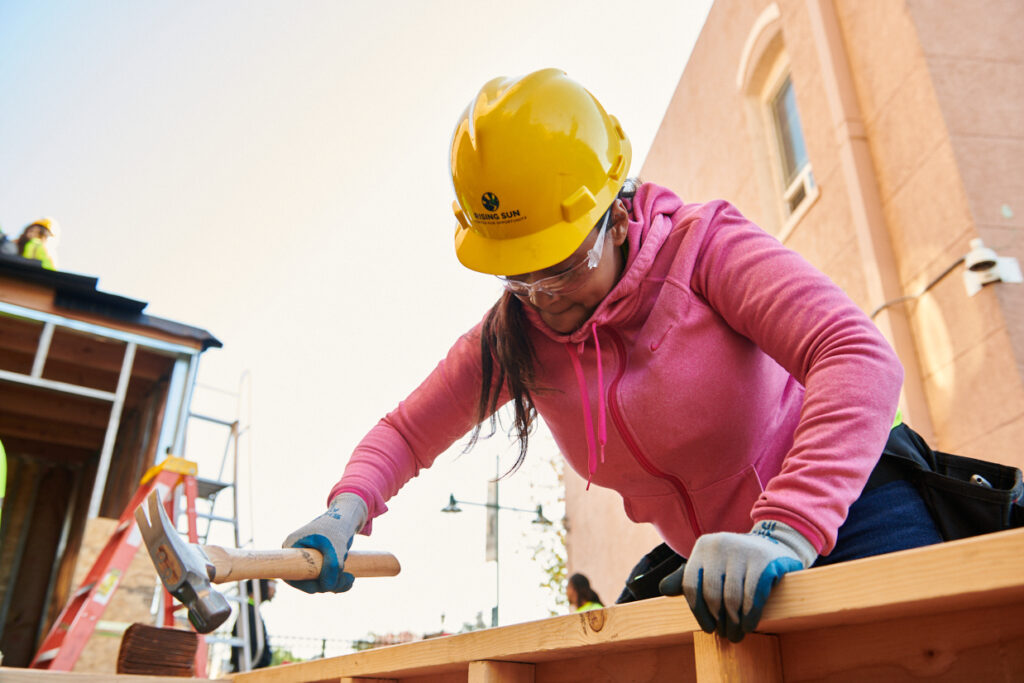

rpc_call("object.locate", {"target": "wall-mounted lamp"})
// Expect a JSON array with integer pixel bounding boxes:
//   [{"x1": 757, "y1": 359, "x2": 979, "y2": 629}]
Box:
[
  {"x1": 870, "y1": 238, "x2": 1022, "y2": 318},
  {"x1": 963, "y1": 238, "x2": 1023, "y2": 296}
]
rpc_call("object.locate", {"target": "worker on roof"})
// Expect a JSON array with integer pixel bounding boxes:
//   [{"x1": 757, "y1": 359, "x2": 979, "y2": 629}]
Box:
[
  {"x1": 283, "y1": 68, "x2": 945, "y2": 642},
  {"x1": 17, "y1": 217, "x2": 59, "y2": 270}
]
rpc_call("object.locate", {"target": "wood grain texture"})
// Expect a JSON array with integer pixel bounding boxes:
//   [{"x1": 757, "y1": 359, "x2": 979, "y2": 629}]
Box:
[
  {"x1": 532, "y1": 645, "x2": 697, "y2": 682},
  {"x1": 693, "y1": 632, "x2": 782, "y2": 682},
  {"x1": 229, "y1": 529, "x2": 1024, "y2": 682},
  {"x1": 202, "y1": 547, "x2": 400, "y2": 583},
  {"x1": 232, "y1": 599, "x2": 695, "y2": 682},
  {"x1": 467, "y1": 660, "x2": 534, "y2": 683},
  {"x1": 778, "y1": 602, "x2": 1024, "y2": 682},
  {"x1": 0, "y1": 668, "x2": 225, "y2": 681}
]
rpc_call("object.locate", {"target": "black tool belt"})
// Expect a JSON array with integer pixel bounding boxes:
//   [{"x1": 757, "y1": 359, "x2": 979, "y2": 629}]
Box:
[{"x1": 875, "y1": 423, "x2": 1024, "y2": 541}]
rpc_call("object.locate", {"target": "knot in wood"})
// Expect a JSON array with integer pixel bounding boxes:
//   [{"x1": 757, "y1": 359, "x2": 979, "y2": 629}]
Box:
[{"x1": 583, "y1": 609, "x2": 605, "y2": 632}]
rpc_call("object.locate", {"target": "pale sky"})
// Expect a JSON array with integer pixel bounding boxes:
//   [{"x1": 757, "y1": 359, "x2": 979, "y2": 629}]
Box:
[{"x1": 0, "y1": 0, "x2": 712, "y2": 658}]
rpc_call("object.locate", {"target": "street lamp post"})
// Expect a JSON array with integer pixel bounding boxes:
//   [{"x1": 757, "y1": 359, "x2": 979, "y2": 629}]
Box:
[{"x1": 441, "y1": 492, "x2": 552, "y2": 627}]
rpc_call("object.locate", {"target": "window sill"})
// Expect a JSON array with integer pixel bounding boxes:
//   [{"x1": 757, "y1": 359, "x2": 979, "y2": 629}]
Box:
[{"x1": 778, "y1": 181, "x2": 820, "y2": 244}]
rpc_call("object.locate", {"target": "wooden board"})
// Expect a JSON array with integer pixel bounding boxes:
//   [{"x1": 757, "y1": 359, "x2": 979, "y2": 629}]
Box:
[
  {"x1": 0, "y1": 668, "x2": 225, "y2": 682},
  {"x1": 229, "y1": 529, "x2": 1024, "y2": 682}
]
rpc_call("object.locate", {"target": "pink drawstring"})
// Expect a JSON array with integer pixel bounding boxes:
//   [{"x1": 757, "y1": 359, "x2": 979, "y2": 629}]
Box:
[
  {"x1": 567, "y1": 346, "x2": 595, "y2": 489},
  {"x1": 592, "y1": 322, "x2": 607, "y2": 466},
  {"x1": 564, "y1": 324, "x2": 608, "y2": 490}
]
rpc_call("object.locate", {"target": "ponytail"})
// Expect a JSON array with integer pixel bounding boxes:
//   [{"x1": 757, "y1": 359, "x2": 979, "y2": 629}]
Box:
[{"x1": 466, "y1": 292, "x2": 538, "y2": 475}]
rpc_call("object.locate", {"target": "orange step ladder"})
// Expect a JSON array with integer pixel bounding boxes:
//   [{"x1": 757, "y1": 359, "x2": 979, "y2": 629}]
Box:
[{"x1": 29, "y1": 457, "x2": 209, "y2": 675}]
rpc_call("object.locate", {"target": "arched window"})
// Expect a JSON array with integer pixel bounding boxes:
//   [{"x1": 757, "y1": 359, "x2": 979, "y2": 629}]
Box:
[{"x1": 737, "y1": 3, "x2": 818, "y2": 240}]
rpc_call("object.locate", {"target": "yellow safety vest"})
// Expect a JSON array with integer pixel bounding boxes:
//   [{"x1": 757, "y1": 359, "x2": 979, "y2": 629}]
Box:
[
  {"x1": 22, "y1": 238, "x2": 55, "y2": 270},
  {"x1": 574, "y1": 601, "x2": 603, "y2": 613}
]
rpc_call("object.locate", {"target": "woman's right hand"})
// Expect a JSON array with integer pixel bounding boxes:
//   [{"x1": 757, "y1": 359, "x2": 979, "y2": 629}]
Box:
[{"x1": 281, "y1": 492, "x2": 368, "y2": 593}]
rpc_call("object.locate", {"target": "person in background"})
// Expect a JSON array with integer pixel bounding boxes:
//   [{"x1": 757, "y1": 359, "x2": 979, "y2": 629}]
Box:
[
  {"x1": 282, "y1": 68, "x2": 943, "y2": 643},
  {"x1": 567, "y1": 573, "x2": 603, "y2": 613},
  {"x1": 231, "y1": 578, "x2": 276, "y2": 672},
  {"x1": 17, "y1": 217, "x2": 59, "y2": 270}
]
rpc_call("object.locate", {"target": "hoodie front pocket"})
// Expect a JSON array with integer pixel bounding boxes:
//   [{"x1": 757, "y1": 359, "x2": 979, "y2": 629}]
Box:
[{"x1": 688, "y1": 466, "x2": 765, "y2": 535}]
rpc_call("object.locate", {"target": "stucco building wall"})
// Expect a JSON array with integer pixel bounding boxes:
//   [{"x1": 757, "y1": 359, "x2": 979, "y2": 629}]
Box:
[{"x1": 566, "y1": 0, "x2": 1024, "y2": 603}]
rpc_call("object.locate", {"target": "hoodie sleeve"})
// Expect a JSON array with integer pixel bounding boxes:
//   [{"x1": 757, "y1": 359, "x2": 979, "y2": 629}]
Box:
[
  {"x1": 688, "y1": 201, "x2": 903, "y2": 554},
  {"x1": 328, "y1": 320, "x2": 496, "y2": 533}
]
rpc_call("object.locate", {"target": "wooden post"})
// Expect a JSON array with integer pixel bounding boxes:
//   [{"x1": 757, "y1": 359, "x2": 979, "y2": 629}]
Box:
[
  {"x1": 468, "y1": 660, "x2": 535, "y2": 683},
  {"x1": 693, "y1": 632, "x2": 783, "y2": 682}
]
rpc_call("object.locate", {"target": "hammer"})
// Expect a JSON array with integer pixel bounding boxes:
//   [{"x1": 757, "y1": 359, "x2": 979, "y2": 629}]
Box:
[{"x1": 134, "y1": 491, "x2": 400, "y2": 633}]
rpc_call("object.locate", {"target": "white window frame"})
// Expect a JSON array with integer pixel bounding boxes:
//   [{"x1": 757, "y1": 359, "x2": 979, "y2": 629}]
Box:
[
  {"x1": 761, "y1": 65, "x2": 819, "y2": 242},
  {"x1": 736, "y1": 4, "x2": 818, "y2": 242}
]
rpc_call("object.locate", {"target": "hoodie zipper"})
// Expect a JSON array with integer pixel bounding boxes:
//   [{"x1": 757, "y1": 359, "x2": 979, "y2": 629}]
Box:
[{"x1": 605, "y1": 328, "x2": 704, "y2": 538}]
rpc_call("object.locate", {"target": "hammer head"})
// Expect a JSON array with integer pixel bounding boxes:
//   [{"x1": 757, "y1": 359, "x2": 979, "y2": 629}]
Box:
[{"x1": 134, "y1": 491, "x2": 230, "y2": 634}]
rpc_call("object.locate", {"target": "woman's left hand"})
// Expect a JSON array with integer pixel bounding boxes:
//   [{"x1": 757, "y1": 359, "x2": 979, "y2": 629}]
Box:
[{"x1": 659, "y1": 521, "x2": 817, "y2": 642}]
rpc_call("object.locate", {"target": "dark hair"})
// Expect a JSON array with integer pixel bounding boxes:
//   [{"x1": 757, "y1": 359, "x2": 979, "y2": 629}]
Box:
[
  {"x1": 466, "y1": 179, "x2": 640, "y2": 476},
  {"x1": 16, "y1": 225, "x2": 38, "y2": 256},
  {"x1": 569, "y1": 572, "x2": 602, "y2": 606}
]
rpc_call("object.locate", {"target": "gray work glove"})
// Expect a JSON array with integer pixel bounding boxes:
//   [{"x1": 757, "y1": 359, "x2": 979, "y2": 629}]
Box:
[
  {"x1": 282, "y1": 492, "x2": 368, "y2": 594},
  {"x1": 660, "y1": 520, "x2": 817, "y2": 642}
]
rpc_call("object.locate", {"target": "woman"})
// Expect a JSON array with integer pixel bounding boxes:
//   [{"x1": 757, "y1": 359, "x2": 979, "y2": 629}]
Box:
[
  {"x1": 567, "y1": 573, "x2": 603, "y2": 613},
  {"x1": 283, "y1": 69, "x2": 942, "y2": 642}
]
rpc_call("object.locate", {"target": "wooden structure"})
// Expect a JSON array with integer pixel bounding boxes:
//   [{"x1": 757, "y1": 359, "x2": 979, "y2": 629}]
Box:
[
  {"x1": 0, "y1": 671, "x2": 223, "y2": 682},
  {"x1": 0, "y1": 256, "x2": 220, "y2": 667},
  {"x1": 223, "y1": 528, "x2": 1024, "y2": 682}
]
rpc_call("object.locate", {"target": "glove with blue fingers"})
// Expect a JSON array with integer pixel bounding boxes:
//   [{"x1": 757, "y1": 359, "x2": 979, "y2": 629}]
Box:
[
  {"x1": 659, "y1": 520, "x2": 817, "y2": 642},
  {"x1": 281, "y1": 492, "x2": 368, "y2": 594}
]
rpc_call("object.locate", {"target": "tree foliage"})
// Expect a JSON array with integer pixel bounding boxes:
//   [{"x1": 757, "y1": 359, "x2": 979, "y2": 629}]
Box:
[{"x1": 530, "y1": 452, "x2": 567, "y2": 615}]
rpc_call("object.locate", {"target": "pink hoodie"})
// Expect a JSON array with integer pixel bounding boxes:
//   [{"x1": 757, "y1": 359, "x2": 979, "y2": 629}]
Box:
[{"x1": 330, "y1": 184, "x2": 903, "y2": 556}]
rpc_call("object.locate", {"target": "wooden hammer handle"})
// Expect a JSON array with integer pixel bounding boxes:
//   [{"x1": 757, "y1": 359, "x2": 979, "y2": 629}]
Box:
[{"x1": 200, "y1": 546, "x2": 400, "y2": 583}]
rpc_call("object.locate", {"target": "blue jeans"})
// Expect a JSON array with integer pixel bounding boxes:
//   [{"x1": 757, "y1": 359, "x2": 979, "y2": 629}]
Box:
[{"x1": 812, "y1": 479, "x2": 942, "y2": 567}]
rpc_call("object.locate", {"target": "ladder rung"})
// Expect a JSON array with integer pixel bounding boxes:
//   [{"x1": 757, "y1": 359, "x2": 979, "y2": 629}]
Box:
[
  {"x1": 195, "y1": 512, "x2": 237, "y2": 525},
  {"x1": 204, "y1": 635, "x2": 246, "y2": 646},
  {"x1": 196, "y1": 477, "x2": 233, "y2": 499},
  {"x1": 189, "y1": 412, "x2": 237, "y2": 427}
]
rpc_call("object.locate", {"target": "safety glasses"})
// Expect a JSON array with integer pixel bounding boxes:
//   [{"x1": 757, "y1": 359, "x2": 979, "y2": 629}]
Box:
[{"x1": 498, "y1": 210, "x2": 611, "y2": 300}]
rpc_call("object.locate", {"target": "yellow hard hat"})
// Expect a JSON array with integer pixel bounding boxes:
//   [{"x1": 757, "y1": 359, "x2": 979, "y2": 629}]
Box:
[
  {"x1": 450, "y1": 68, "x2": 631, "y2": 275},
  {"x1": 28, "y1": 217, "x2": 60, "y2": 239}
]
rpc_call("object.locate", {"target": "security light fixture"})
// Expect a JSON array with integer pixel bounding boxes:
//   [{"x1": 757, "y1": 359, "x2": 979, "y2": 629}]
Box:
[
  {"x1": 963, "y1": 238, "x2": 1022, "y2": 297},
  {"x1": 871, "y1": 237, "x2": 1022, "y2": 317},
  {"x1": 964, "y1": 238, "x2": 999, "y2": 272}
]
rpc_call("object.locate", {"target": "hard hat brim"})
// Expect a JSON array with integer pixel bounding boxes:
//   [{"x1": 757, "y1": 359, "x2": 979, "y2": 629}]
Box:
[{"x1": 455, "y1": 190, "x2": 620, "y2": 276}]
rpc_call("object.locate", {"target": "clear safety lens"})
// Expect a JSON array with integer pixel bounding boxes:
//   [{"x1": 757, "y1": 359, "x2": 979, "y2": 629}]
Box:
[{"x1": 499, "y1": 210, "x2": 611, "y2": 299}]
